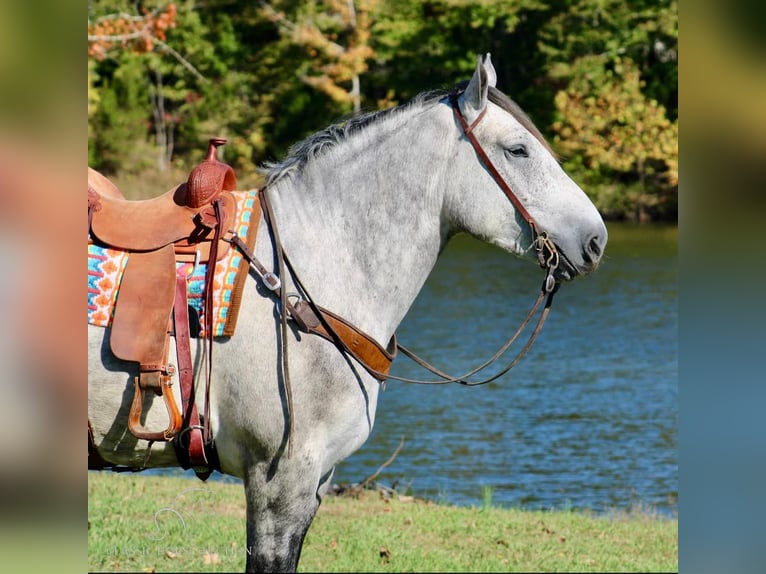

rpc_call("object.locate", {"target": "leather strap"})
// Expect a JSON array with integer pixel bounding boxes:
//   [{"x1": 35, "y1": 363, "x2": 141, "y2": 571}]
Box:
[
  {"x1": 228, "y1": 214, "x2": 397, "y2": 380},
  {"x1": 451, "y1": 93, "x2": 559, "y2": 277},
  {"x1": 202, "y1": 199, "x2": 224, "y2": 444},
  {"x1": 450, "y1": 93, "x2": 541, "y2": 239},
  {"x1": 174, "y1": 265, "x2": 211, "y2": 479},
  {"x1": 292, "y1": 301, "x2": 396, "y2": 377}
]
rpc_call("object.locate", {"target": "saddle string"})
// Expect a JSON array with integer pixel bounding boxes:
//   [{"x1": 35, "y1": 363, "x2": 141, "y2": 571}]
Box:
[
  {"x1": 173, "y1": 196, "x2": 226, "y2": 472},
  {"x1": 174, "y1": 263, "x2": 210, "y2": 474},
  {"x1": 171, "y1": 197, "x2": 227, "y2": 474}
]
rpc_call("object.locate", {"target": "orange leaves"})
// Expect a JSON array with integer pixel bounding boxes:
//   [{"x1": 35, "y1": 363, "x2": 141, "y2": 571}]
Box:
[
  {"x1": 87, "y1": 4, "x2": 178, "y2": 60},
  {"x1": 260, "y1": 1, "x2": 379, "y2": 111}
]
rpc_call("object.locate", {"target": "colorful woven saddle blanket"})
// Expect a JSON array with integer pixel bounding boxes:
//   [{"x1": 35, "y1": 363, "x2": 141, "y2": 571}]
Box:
[{"x1": 88, "y1": 189, "x2": 259, "y2": 338}]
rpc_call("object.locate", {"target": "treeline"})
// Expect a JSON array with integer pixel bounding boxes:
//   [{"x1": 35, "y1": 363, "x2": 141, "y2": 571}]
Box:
[{"x1": 88, "y1": 0, "x2": 677, "y2": 221}]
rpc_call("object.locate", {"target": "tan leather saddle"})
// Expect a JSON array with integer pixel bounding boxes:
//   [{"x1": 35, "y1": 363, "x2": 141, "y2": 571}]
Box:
[{"x1": 88, "y1": 138, "x2": 239, "y2": 445}]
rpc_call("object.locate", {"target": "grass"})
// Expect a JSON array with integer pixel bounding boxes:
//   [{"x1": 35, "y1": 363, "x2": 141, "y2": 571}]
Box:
[{"x1": 88, "y1": 472, "x2": 677, "y2": 572}]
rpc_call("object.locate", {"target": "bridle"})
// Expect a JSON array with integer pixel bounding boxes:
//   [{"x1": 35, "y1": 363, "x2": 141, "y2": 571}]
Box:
[
  {"x1": 379, "y1": 92, "x2": 562, "y2": 386},
  {"x1": 449, "y1": 91, "x2": 560, "y2": 290}
]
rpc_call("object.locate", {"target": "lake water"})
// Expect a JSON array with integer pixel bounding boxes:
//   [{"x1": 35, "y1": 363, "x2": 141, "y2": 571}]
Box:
[
  {"x1": 333, "y1": 223, "x2": 678, "y2": 516},
  {"x1": 149, "y1": 223, "x2": 678, "y2": 517}
]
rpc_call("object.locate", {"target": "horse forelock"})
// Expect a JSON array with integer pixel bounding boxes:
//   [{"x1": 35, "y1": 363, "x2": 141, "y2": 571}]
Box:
[{"x1": 261, "y1": 84, "x2": 555, "y2": 185}]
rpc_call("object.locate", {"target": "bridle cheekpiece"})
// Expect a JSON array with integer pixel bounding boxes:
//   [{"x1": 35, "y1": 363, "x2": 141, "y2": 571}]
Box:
[{"x1": 449, "y1": 92, "x2": 559, "y2": 294}]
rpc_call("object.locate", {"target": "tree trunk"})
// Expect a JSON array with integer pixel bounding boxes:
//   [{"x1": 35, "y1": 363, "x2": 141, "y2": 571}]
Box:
[{"x1": 150, "y1": 66, "x2": 170, "y2": 172}]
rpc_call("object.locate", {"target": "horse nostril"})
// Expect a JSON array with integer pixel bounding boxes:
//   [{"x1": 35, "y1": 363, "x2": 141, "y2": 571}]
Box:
[
  {"x1": 588, "y1": 236, "x2": 603, "y2": 259},
  {"x1": 582, "y1": 235, "x2": 604, "y2": 265}
]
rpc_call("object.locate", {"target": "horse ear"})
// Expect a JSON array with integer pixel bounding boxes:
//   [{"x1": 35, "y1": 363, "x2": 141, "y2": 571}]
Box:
[{"x1": 460, "y1": 53, "x2": 497, "y2": 124}]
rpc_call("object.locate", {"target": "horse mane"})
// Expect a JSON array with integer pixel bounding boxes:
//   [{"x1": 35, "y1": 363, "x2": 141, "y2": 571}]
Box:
[{"x1": 262, "y1": 84, "x2": 554, "y2": 186}]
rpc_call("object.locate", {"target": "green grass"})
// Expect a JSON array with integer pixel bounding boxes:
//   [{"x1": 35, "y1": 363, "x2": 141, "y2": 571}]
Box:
[{"x1": 88, "y1": 472, "x2": 677, "y2": 572}]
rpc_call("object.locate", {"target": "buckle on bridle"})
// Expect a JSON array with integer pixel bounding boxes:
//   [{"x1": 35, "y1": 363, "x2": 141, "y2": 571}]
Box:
[
  {"x1": 533, "y1": 231, "x2": 559, "y2": 293},
  {"x1": 534, "y1": 231, "x2": 559, "y2": 270}
]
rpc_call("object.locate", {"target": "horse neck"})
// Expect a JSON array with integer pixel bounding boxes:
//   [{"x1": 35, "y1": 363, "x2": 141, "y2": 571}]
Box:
[{"x1": 267, "y1": 106, "x2": 455, "y2": 343}]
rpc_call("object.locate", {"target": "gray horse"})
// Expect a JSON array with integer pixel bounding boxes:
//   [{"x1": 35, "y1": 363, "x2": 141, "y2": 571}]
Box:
[{"x1": 88, "y1": 54, "x2": 607, "y2": 572}]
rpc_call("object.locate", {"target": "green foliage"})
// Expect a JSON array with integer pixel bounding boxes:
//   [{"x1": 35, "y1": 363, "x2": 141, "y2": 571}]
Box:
[
  {"x1": 368, "y1": 0, "x2": 548, "y2": 105},
  {"x1": 552, "y1": 56, "x2": 678, "y2": 221},
  {"x1": 90, "y1": 55, "x2": 155, "y2": 174},
  {"x1": 539, "y1": 0, "x2": 678, "y2": 119},
  {"x1": 259, "y1": 0, "x2": 378, "y2": 111},
  {"x1": 87, "y1": 0, "x2": 678, "y2": 220}
]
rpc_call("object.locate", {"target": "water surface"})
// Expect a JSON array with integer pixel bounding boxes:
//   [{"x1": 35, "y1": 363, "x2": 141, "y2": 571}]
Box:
[{"x1": 334, "y1": 223, "x2": 678, "y2": 515}]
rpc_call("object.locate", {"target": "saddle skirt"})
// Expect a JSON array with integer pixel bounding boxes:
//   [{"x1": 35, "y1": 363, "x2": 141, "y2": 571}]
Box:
[{"x1": 87, "y1": 189, "x2": 260, "y2": 338}]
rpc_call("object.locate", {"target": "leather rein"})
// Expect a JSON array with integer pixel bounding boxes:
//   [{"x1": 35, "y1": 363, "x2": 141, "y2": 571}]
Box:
[{"x1": 230, "y1": 92, "x2": 561, "y2": 399}]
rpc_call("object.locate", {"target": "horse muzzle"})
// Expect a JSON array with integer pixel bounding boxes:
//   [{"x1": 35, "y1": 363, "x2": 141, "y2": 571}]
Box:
[{"x1": 552, "y1": 229, "x2": 607, "y2": 281}]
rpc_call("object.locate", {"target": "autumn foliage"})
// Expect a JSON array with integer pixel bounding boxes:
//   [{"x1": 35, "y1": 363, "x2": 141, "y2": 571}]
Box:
[
  {"x1": 553, "y1": 56, "x2": 678, "y2": 220},
  {"x1": 87, "y1": 0, "x2": 677, "y2": 221},
  {"x1": 88, "y1": 3, "x2": 177, "y2": 60}
]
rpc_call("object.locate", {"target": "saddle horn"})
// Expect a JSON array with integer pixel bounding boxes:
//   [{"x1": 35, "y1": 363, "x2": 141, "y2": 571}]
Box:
[{"x1": 185, "y1": 137, "x2": 237, "y2": 208}]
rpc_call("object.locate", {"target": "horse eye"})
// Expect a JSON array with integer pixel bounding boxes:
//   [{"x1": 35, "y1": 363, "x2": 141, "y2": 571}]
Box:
[{"x1": 506, "y1": 144, "x2": 529, "y2": 158}]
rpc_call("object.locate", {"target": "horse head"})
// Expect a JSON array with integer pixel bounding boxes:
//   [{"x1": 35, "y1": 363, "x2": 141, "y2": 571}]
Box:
[{"x1": 448, "y1": 54, "x2": 607, "y2": 281}]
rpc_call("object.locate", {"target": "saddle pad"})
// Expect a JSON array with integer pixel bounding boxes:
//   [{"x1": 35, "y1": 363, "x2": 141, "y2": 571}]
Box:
[
  {"x1": 87, "y1": 189, "x2": 259, "y2": 337},
  {"x1": 87, "y1": 246, "x2": 128, "y2": 326}
]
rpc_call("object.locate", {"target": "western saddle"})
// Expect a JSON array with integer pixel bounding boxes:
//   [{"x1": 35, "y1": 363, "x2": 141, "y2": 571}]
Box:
[
  {"x1": 88, "y1": 138, "x2": 241, "y2": 475},
  {"x1": 89, "y1": 138, "x2": 399, "y2": 476}
]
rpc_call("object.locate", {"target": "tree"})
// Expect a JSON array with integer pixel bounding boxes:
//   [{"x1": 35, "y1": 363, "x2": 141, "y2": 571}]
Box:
[
  {"x1": 88, "y1": 1, "x2": 202, "y2": 173},
  {"x1": 259, "y1": 0, "x2": 378, "y2": 114},
  {"x1": 539, "y1": 0, "x2": 677, "y2": 119},
  {"x1": 367, "y1": 0, "x2": 547, "y2": 106},
  {"x1": 89, "y1": 54, "x2": 156, "y2": 175},
  {"x1": 87, "y1": 0, "x2": 678, "y2": 219},
  {"x1": 88, "y1": 2, "x2": 182, "y2": 64},
  {"x1": 552, "y1": 56, "x2": 677, "y2": 221},
  {"x1": 88, "y1": 1, "x2": 263, "y2": 180}
]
